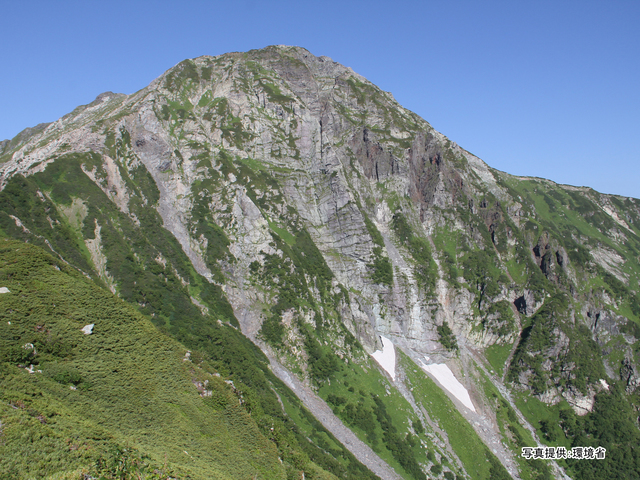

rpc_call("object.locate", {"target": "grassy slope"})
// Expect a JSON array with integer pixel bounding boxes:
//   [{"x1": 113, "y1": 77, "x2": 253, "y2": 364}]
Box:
[
  {"x1": 319, "y1": 358, "x2": 434, "y2": 479},
  {"x1": 499, "y1": 175, "x2": 640, "y2": 309},
  {"x1": 496, "y1": 174, "x2": 640, "y2": 479},
  {"x1": 472, "y1": 364, "x2": 553, "y2": 480},
  {"x1": 0, "y1": 239, "x2": 285, "y2": 479},
  {"x1": 400, "y1": 353, "x2": 511, "y2": 480}
]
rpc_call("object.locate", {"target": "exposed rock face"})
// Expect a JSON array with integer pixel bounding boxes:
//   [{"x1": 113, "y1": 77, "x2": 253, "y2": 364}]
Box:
[
  {"x1": 621, "y1": 356, "x2": 640, "y2": 393},
  {"x1": 532, "y1": 232, "x2": 571, "y2": 285},
  {"x1": 514, "y1": 289, "x2": 540, "y2": 317}
]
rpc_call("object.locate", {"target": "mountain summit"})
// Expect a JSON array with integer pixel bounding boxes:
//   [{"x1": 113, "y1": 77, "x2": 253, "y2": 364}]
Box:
[{"x1": 1, "y1": 45, "x2": 640, "y2": 480}]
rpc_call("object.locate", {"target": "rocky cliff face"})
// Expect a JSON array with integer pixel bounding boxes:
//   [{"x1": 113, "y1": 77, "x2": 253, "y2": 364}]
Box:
[{"x1": 2, "y1": 45, "x2": 640, "y2": 480}]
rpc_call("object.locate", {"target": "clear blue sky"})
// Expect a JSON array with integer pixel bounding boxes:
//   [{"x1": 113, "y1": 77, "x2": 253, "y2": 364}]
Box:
[{"x1": 2, "y1": 1, "x2": 638, "y2": 198}]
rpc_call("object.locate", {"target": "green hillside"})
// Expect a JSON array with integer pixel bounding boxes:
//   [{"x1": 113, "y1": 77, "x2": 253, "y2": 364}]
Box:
[{"x1": 0, "y1": 238, "x2": 338, "y2": 479}]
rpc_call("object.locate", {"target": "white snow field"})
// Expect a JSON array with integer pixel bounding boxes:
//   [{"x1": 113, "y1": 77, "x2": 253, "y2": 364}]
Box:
[
  {"x1": 371, "y1": 335, "x2": 396, "y2": 381},
  {"x1": 419, "y1": 361, "x2": 476, "y2": 412}
]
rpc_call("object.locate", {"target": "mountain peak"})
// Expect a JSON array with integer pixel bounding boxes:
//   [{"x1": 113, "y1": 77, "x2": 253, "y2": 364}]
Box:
[{"x1": 1, "y1": 46, "x2": 640, "y2": 480}]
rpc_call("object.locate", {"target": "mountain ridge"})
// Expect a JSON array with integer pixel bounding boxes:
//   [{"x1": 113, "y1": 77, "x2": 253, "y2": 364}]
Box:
[{"x1": 1, "y1": 45, "x2": 640, "y2": 480}]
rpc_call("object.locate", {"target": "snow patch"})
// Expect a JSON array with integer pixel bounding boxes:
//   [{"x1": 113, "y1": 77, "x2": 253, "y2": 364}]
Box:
[
  {"x1": 371, "y1": 336, "x2": 396, "y2": 381},
  {"x1": 0, "y1": 287, "x2": 10, "y2": 293},
  {"x1": 599, "y1": 379, "x2": 610, "y2": 390},
  {"x1": 419, "y1": 360, "x2": 476, "y2": 412}
]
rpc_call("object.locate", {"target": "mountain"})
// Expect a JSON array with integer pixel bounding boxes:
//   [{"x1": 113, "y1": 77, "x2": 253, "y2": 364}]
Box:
[{"x1": 1, "y1": 45, "x2": 640, "y2": 480}]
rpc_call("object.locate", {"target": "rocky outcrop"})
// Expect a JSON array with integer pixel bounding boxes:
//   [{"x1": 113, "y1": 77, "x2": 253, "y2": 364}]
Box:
[
  {"x1": 532, "y1": 232, "x2": 570, "y2": 284},
  {"x1": 513, "y1": 289, "x2": 543, "y2": 317},
  {"x1": 621, "y1": 357, "x2": 640, "y2": 393}
]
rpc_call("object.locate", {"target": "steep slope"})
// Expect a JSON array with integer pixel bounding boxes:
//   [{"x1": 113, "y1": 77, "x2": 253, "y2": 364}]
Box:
[
  {"x1": 0, "y1": 239, "x2": 287, "y2": 478},
  {"x1": 1, "y1": 45, "x2": 640, "y2": 480}
]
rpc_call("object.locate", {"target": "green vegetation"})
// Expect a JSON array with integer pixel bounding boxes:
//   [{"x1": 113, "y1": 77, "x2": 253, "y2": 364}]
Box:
[
  {"x1": 361, "y1": 210, "x2": 394, "y2": 286},
  {"x1": 564, "y1": 384, "x2": 640, "y2": 479},
  {"x1": 321, "y1": 357, "x2": 440, "y2": 480},
  {"x1": 164, "y1": 59, "x2": 200, "y2": 92},
  {"x1": 346, "y1": 77, "x2": 374, "y2": 107},
  {"x1": 251, "y1": 226, "x2": 336, "y2": 323},
  {"x1": 432, "y1": 228, "x2": 461, "y2": 287},
  {"x1": 391, "y1": 212, "x2": 436, "y2": 294},
  {"x1": 460, "y1": 249, "x2": 505, "y2": 309},
  {"x1": 508, "y1": 294, "x2": 605, "y2": 395},
  {"x1": 400, "y1": 353, "x2": 510, "y2": 480},
  {"x1": 243, "y1": 60, "x2": 295, "y2": 108},
  {"x1": 368, "y1": 247, "x2": 394, "y2": 286},
  {"x1": 476, "y1": 366, "x2": 552, "y2": 480},
  {"x1": 483, "y1": 300, "x2": 515, "y2": 337},
  {"x1": 199, "y1": 97, "x2": 253, "y2": 148},
  {"x1": 0, "y1": 239, "x2": 285, "y2": 479},
  {"x1": 303, "y1": 326, "x2": 340, "y2": 384},
  {"x1": 370, "y1": 394, "x2": 427, "y2": 479},
  {"x1": 514, "y1": 394, "x2": 570, "y2": 448},
  {"x1": 177, "y1": 311, "x2": 372, "y2": 480},
  {"x1": 514, "y1": 384, "x2": 640, "y2": 480},
  {"x1": 484, "y1": 342, "x2": 513, "y2": 378},
  {"x1": 437, "y1": 321, "x2": 458, "y2": 351},
  {"x1": 0, "y1": 238, "x2": 374, "y2": 480},
  {"x1": 0, "y1": 152, "x2": 236, "y2": 331}
]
